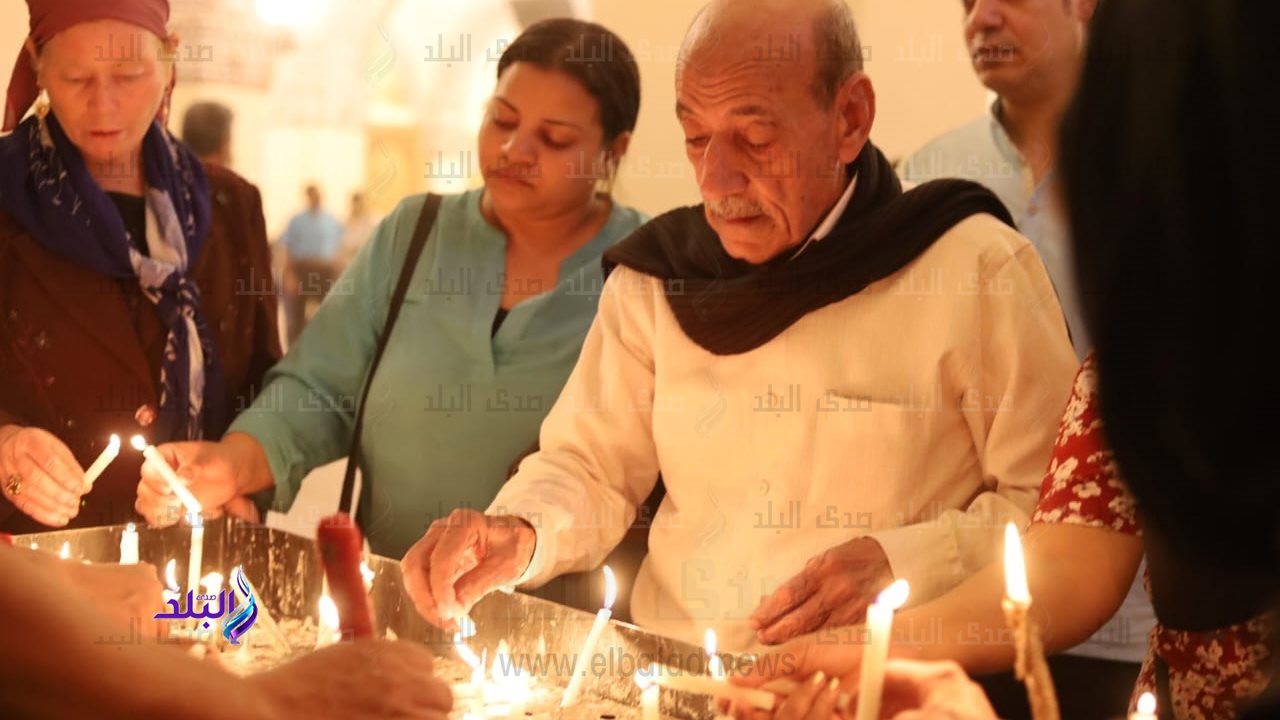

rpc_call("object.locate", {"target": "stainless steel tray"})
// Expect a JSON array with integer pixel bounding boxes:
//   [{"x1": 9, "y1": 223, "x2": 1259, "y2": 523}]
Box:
[{"x1": 17, "y1": 518, "x2": 717, "y2": 719}]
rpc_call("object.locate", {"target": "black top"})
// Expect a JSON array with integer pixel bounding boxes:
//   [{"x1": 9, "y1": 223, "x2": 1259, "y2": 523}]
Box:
[
  {"x1": 601, "y1": 143, "x2": 1014, "y2": 356},
  {"x1": 107, "y1": 192, "x2": 148, "y2": 257}
]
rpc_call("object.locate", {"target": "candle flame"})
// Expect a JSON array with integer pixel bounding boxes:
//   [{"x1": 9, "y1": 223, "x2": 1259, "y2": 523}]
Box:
[
  {"x1": 705, "y1": 628, "x2": 727, "y2": 679},
  {"x1": 200, "y1": 572, "x2": 224, "y2": 594},
  {"x1": 360, "y1": 561, "x2": 375, "y2": 590},
  {"x1": 164, "y1": 559, "x2": 179, "y2": 592},
  {"x1": 318, "y1": 594, "x2": 340, "y2": 630},
  {"x1": 603, "y1": 565, "x2": 617, "y2": 609},
  {"x1": 107, "y1": 434, "x2": 121, "y2": 452},
  {"x1": 454, "y1": 632, "x2": 484, "y2": 676},
  {"x1": 1137, "y1": 692, "x2": 1156, "y2": 715},
  {"x1": 876, "y1": 579, "x2": 911, "y2": 610},
  {"x1": 129, "y1": 435, "x2": 147, "y2": 451},
  {"x1": 58, "y1": 542, "x2": 70, "y2": 560},
  {"x1": 634, "y1": 670, "x2": 654, "y2": 690},
  {"x1": 1003, "y1": 522, "x2": 1031, "y2": 604}
]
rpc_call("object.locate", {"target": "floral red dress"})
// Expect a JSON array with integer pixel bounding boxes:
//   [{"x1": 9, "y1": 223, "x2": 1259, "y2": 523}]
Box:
[{"x1": 1030, "y1": 355, "x2": 1273, "y2": 720}]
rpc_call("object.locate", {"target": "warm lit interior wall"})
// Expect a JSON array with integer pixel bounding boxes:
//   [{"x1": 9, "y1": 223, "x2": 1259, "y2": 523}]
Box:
[
  {"x1": 0, "y1": 0, "x2": 988, "y2": 223},
  {"x1": 588, "y1": 0, "x2": 990, "y2": 217},
  {"x1": 0, "y1": 2, "x2": 29, "y2": 107}
]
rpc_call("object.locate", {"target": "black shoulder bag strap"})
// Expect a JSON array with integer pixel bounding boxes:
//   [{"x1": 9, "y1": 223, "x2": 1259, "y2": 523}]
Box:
[{"x1": 339, "y1": 194, "x2": 443, "y2": 515}]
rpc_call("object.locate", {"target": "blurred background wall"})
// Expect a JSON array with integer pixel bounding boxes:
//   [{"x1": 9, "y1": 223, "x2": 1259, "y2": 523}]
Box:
[{"x1": 1, "y1": 0, "x2": 987, "y2": 230}]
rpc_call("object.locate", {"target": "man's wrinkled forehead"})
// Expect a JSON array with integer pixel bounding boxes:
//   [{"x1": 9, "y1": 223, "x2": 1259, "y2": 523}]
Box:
[{"x1": 677, "y1": 32, "x2": 812, "y2": 111}]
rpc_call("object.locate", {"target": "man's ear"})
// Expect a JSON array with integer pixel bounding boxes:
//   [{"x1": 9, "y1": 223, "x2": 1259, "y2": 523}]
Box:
[{"x1": 835, "y1": 72, "x2": 875, "y2": 166}]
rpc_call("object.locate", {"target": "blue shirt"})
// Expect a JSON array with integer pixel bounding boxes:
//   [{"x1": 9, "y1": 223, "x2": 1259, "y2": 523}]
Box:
[
  {"x1": 231, "y1": 190, "x2": 648, "y2": 557},
  {"x1": 281, "y1": 209, "x2": 344, "y2": 261},
  {"x1": 900, "y1": 102, "x2": 1090, "y2": 358}
]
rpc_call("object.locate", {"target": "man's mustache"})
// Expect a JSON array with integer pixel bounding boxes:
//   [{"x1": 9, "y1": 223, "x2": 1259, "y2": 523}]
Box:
[{"x1": 707, "y1": 196, "x2": 765, "y2": 220}]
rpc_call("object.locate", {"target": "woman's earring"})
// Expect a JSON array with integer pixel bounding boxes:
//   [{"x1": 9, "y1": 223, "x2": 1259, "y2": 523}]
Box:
[{"x1": 35, "y1": 88, "x2": 52, "y2": 147}]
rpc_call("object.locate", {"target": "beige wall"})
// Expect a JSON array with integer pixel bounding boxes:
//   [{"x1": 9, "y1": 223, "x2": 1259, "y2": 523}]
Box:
[
  {"x1": 0, "y1": 2, "x2": 28, "y2": 105},
  {"x1": 590, "y1": 0, "x2": 990, "y2": 217},
  {"x1": 0, "y1": 0, "x2": 988, "y2": 221}
]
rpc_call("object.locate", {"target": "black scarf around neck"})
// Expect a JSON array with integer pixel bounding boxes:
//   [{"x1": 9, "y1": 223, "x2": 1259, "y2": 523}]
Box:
[{"x1": 603, "y1": 143, "x2": 1014, "y2": 355}]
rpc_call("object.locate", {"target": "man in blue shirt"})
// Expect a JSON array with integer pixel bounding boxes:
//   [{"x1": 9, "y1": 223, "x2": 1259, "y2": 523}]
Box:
[
  {"x1": 900, "y1": 0, "x2": 1094, "y2": 359},
  {"x1": 900, "y1": 1, "x2": 1154, "y2": 716},
  {"x1": 280, "y1": 184, "x2": 344, "y2": 345}
]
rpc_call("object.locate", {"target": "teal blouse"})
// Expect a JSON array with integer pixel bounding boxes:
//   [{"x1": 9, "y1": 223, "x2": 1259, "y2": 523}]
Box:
[{"x1": 230, "y1": 190, "x2": 648, "y2": 557}]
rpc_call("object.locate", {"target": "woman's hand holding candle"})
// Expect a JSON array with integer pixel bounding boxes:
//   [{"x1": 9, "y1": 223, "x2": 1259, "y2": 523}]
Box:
[
  {"x1": 134, "y1": 435, "x2": 271, "y2": 527},
  {"x1": 0, "y1": 424, "x2": 88, "y2": 527}
]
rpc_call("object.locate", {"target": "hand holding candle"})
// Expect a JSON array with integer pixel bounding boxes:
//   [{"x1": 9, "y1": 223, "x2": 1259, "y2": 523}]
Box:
[
  {"x1": 561, "y1": 565, "x2": 617, "y2": 706},
  {"x1": 130, "y1": 436, "x2": 202, "y2": 518}
]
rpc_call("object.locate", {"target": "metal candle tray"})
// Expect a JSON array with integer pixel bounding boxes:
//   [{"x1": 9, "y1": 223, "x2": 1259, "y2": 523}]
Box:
[{"x1": 17, "y1": 517, "x2": 717, "y2": 719}]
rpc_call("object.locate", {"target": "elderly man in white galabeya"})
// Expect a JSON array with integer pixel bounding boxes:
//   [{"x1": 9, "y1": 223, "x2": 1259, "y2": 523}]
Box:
[{"x1": 400, "y1": 0, "x2": 1078, "y2": 655}]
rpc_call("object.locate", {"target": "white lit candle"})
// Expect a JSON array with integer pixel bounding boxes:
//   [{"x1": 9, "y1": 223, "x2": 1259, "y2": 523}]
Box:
[
  {"x1": 706, "y1": 629, "x2": 727, "y2": 680},
  {"x1": 1129, "y1": 692, "x2": 1157, "y2": 720},
  {"x1": 560, "y1": 565, "x2": 617, "y2": 706},
  {"x1": 200, "y1": 572, "x2": 224, "y2": 595},
  {"x1": 162, "y1": 558, "x2": 179, "y2": 596},
  {"x1": 636, "y1": 669, "x2": 660, "y2": 720},
  {"x1": 644, "y1": 664, "x2": 777, "y2": 710},
  {"x1": 186, "y1": 512, "x2": 204, "y2": 604},
  {"x1": 1002, "y1": 522, "x2": 1060, "y2": 720},
  {"x1": 130, "y1": 436, "x2": 202, "y2": 516},
  {"x1": 854, "y1": 579, "x2": 910, "y2": 720},
  {"x1": 119, "y1": 522, "x2": 139, "y2": 565},
  {"x1": 58, "y1": 541, "x2": 70, "y2": 560},
  {"x1": 83, "y1": 434, "x2": 121, "y2": 487}
]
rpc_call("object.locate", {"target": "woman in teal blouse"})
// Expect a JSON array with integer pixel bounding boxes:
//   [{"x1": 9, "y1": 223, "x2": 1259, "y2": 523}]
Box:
[{"x1": 134, "y1": 19, "x2": 647, "y2": 557}]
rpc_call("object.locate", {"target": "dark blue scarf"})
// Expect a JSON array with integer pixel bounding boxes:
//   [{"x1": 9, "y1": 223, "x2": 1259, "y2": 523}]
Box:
[{"x1": 0, "y1": 113, "x2": 224, "y2": 440}]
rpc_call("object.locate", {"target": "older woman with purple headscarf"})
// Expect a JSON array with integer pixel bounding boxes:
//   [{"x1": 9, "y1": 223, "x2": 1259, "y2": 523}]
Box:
[{"x1": 0, "y1": 0, "x2": 281, "y2": 533}]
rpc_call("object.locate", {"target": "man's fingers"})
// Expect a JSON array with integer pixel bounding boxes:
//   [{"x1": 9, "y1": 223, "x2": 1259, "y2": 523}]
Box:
[
  {"x1": 402, "y1": 527, "x2": 447, "y2": 627},
  {"x1": 751, "y1": 565, "x2": 818, "y2": 631},
  {"x1": 757, "y1": 592, "x2": 829, "y2": 645},
  {"x1": 454, "y1": 560, "x2": 509, "y2": 609},
  {"x1": 427, "y1": 514, "x2": 483, "y2": 619}
]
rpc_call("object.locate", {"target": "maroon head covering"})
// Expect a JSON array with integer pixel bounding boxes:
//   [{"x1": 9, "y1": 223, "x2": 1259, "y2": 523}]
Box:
[{"x1": 4, "y1": 0, "x2": 171, "y2": 131}]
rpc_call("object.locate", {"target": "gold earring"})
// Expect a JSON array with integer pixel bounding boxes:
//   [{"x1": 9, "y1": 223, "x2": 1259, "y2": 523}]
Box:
[{"x1": 35, "y1": 88, "x2": 52, "y2": 147}]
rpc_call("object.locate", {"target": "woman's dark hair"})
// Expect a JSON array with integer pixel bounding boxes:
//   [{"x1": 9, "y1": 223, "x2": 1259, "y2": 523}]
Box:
[
  {"x1": 497, "y1": 18, "x2": 641, "y2": 144},
  {"x1": 1059, "y1": 0, "x2": 1279, "y2": 569}
]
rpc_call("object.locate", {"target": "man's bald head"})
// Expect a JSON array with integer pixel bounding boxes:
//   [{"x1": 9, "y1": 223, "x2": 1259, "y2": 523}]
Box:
[{"x1": 679, "y1": 0, "x2": 862, "y2": 109}]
